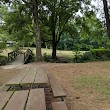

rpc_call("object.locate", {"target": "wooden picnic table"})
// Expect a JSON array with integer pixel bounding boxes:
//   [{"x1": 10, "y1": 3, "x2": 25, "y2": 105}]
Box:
[
  {"x1": 1, "y1": 67, "x2": 68, "y2": 110},
  {"x1": 5, "y1": 67, "x2": 48, "y2": 89},
  {"x1": 0, "y1": 89, "x2": 46, "y2": 110}
]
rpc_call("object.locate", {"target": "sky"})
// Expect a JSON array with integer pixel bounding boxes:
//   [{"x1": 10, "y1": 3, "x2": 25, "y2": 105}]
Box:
[
  {"x1": 91, "y1": 0, "x2": 104, "y2": 19},
  {"x1": 76, "y1": 0, "x2": 103, "y2": 19}
]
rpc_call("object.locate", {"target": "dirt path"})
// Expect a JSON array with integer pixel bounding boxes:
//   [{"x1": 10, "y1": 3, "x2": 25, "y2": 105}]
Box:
[
  {"x1": 8, "y1": 54, "x2": 24, "y2": 65},
  {"x1": 1, "y1": 54, "x2": 25, "y2": 69}
]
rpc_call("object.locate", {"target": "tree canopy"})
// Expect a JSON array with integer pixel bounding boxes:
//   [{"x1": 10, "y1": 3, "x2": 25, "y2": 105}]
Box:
[{"x1": 0, "y1": 0, "x2": 109, "y2": 59}]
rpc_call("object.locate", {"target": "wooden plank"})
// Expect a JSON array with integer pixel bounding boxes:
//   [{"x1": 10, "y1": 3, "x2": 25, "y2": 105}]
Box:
[
  {"x1": 6, "y1": 68, "x2": 30, "y2": 86},
  {"x1": 0, "y1": 84, "x2": 4, "y2": 91},
  {"x1": 52, "y1": 102, "x2": 68, "y2": 110},
  {"x1": 26, "y1": 89, "x2": 46, "y2": 110},
  {"x1": 48, "y1": 74, "x2": 66, "y2": 98},
  {"x1": 34, "y1": 68, "x2": 48, "y2": 85},
  {"x1": 4, "y1": 90, "x2": 29, "y2": 110},
  {"x1": 0, "y1": 92, "x2": 13, "y2": 110},
  {"x1": 0, "y1": 85, "x2": 11, "y2": 92},
  {"x1": 20, "y1": 67, "x2": 37, "y2": 86}
]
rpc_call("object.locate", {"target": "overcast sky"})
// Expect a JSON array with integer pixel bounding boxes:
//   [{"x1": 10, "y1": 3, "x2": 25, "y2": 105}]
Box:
[{"x1": 91, "y1": 0, "x2": 104, "y2": 19}]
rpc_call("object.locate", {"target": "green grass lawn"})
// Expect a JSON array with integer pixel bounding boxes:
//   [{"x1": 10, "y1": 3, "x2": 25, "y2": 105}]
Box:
[
  {"x1": 0, "y1": 47, "x2": 14, "y2": 57},
  {"x1": 42, "y1": 48, "x2": 74, "y2": 58},
  {"x1": 22, "y1": 47, "x2": 76, "y2": 58},
  {"x1": 1, "y1": 47, "x2": 85, "y2": 58},
  {"x1": 75, "y1": 75, "x2": 110, "y2": 96}
]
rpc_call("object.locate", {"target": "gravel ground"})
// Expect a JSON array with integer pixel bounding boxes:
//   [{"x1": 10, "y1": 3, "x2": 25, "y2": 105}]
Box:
[{"x1": 0, "y1": 61, "x2": 110, "y2": 110}]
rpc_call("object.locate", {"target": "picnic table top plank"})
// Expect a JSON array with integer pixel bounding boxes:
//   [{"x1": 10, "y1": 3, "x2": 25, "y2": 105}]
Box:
[
  {"x1": 34, "y1": 68, "x2": 48, "y2": 85},
  {"x1": 0, "y1": 84, "x2": 5, "y2": 91},
  {"x1": 48, "y1": 74, "x2": 66, "y2": 98},
  {"x1": 4, "y1": 90, "x2": 29, "y2": 110},
  {"x1": 0, "y1": 92, "x2": 13, "y2": 110},
  {"x1": 0, "y1": 85, "x2": 11, "y2": 92},
  {"x1": 0, "y1": 84, "x2": 11, "y2": 92},
  {"x1": 6, "y1": 68, "x2": 30, "y2": 86},
  {"x1": 26, "y1": 89, "x2": 46, "y2": 110},
  {"x1": 52, "y1": 102, "x2": 68, "y2": 110},
  {"x1": 20, "y1": 67, "x2": 37, "y2": 85}
]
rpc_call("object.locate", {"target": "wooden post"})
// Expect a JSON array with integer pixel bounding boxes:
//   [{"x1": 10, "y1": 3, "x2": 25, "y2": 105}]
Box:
[
  {"x1": 24, "y1": 53, "x2": 25, "y2": 62},
  {"x1": 8, "y1": 53, "x2": 10, "y2": 62}
]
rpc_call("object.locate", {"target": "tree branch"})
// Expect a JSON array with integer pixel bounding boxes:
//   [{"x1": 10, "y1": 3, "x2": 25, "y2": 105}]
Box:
[{"x1": 56, "y1": 15, "x2": 72, "y2": 44}]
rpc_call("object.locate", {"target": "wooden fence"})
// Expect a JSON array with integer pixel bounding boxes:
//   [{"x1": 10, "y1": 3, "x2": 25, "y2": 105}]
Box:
[
  {"x1": 24, "y1": 49, "x2": 33, "y2": 64},
  {"x1": 8, "y1": 49, "x2": 20, "y2": 62}
]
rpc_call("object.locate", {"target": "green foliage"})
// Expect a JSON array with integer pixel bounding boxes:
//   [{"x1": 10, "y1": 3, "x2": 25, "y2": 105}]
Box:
[
  {"x1": 40, "y1": 0, "x2": 91, "y2": 58},
  {"x1": 57, "y1": 11, "x2": 107, "y2": 51},
  {"x1": 74, "y1": 51, "x2": 83, "y2": 63},
  {"x1": 57, "y1": 34, "x2": 74, "y2": 50},
  {"x1": 74, "y1": 49, "x2": 110, "y2": 63},
  {"x1": 13, "y1": 42, "x2": 20, "y2": 50},
  {"x1": 1, "y1": 1, "x2": 34, "y2": 47},
  {"x1": 90, "y1": 49, "x2": 110, "y2": 60},
  {"x1": 43, "y1": 53, "x2": 72, "y2": 63},
  {"x1": 0, "y1": 55, "x2": 8, "y2": 65},
  {"x1": 0, "y1": 0, "x2": 108, "y2": 60},
  {"x1": 43, "y1": 53, "x2": 52, "y2": 62},
  {"x1": 0, "y1": 42, "x2": 6, "y2": 53}
]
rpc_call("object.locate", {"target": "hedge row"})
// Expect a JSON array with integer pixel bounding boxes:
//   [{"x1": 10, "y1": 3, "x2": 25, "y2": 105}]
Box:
[
  {"x1": 43, "y1": 49, "x2": 110, "y2": 63},
  {"x1": 74, "y1": 49, "x2": 110, "y2": 63}
]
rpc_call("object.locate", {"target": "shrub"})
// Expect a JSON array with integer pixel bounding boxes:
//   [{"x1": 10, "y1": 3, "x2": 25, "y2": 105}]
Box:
[
  {"x1": 0, "y1": 55, "x2": 8, "y2": 65},
  {"x1": 74, "y1": 48, "x2": 110, "y2": 63},
  {"x1": 90, "y1": 49, "x2": 110, "y2": 60},
  {"x1": 43, "y1": 53, "x2": 52, "y2": 62},
  {"x1": 56, "y1": 57, "x2": 71, "y2": 63},
  {"x1": 0, "y1": 42, "x2": 6, "y2": 53},
  {"x1": 43, "y1": 53, "x2": 72, "y2": 63}
]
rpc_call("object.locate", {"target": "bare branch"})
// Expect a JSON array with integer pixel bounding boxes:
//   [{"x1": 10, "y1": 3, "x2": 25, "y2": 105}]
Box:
[{"x1": 56, "y1": 15, "x2": 72, "y2": 44}]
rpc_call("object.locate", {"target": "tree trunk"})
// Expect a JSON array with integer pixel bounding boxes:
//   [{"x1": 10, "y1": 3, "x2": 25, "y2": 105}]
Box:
[
  {"x1": 52, "y1": 40, "x2": 57, "y2": 59},
  {"x1": 32, "y1": 0, "x2": 42, "y2": 61},
  {"x1": 103, "y1": 0, "x2": 110, "y2": 39},
  {"x1": 52, "y1": 31, "x2": 57, "y2": 59}
]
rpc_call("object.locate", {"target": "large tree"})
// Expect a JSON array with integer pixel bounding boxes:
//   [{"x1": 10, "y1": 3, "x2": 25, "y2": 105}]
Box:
[
  {"x1": 103, "y1": 0, "x2": 110, "y2": 39},
  {"x1": 40, "y1": 0, "x2": 91, "y2": 59},
  {"x1": 0, "y1": 0, "x2": 42, "y2": 61}
]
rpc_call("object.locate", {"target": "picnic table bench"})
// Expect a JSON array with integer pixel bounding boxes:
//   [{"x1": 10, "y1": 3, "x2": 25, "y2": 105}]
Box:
[
  {"x1": 48, "y1": 74, "x2": 66, "y2": 100},
  {"x1": 1, "y1": 67, "x2": 68, "y2": 110},
  {"x1": 52, "y1": 102, "x2": 68, "y2": 110}
]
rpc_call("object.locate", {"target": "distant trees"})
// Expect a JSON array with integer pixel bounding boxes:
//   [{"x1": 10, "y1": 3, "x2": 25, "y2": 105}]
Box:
[
  {"x1": 57, "y1": 11, "x2": 108, "y2": 51},
  {"x1": 0, "y1": 42, "x2": 6, "y2": 53}
]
